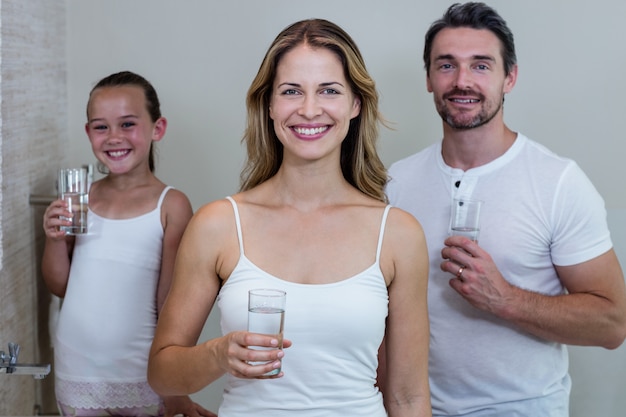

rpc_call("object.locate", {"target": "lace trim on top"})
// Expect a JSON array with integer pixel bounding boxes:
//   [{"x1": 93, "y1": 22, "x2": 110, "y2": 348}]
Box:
[{"x1": 56, "y1": 378, "x2": 161, "y2": 409}]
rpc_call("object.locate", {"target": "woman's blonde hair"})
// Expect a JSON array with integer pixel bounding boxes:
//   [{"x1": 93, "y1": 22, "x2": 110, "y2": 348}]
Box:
[{"x1": 240, "y1": 19, "x2": 388, "y2": 202}]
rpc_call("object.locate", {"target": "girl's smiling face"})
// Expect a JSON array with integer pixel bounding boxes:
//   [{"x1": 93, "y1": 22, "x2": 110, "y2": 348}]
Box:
[
  {"x1": 269, "y1": 44, "x2": 361, "y2": 164},
  {"x1": 85, "y1": 85, "x2": 165, "y2": 175}
]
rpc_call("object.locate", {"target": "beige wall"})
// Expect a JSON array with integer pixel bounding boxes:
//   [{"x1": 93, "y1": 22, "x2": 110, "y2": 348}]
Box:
[{"x1": 0, "y1": 0, "x2": 66, "y2": 414}]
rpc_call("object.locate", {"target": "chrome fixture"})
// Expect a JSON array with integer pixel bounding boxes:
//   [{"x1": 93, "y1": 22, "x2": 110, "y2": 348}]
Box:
[{"x1": 0, "y1": 342, "x2": 51, "y2": 379}]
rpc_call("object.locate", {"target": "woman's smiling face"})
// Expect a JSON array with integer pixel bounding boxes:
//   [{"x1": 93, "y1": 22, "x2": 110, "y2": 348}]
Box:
[{"x1": 269, "y1": 44, "x2": 361, "y2": 163}]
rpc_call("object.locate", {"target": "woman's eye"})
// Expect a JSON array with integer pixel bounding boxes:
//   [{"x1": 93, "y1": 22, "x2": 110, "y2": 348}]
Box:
[{"x1": 321, "y1": 88, "x2": 339, "y2": 95}]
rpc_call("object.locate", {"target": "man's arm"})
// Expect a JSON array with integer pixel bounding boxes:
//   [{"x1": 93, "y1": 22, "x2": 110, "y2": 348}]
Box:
[{"x1": 444, "y1": 238, "x2": 626, "y2": 349}]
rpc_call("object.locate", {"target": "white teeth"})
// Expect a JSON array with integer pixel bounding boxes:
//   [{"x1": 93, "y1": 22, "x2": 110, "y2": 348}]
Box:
[
  {"x1": 294, "y1": 126, "x2": 328, "y2": 135},
  {"x1": 453, "y1": 99, "x2": 479, "y2": 103},
  {"x1": 108, "y1": 150, "x2": 128, "y2": 158}
]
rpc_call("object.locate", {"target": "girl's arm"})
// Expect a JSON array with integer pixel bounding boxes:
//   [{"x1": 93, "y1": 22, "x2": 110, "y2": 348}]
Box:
[
  {"x1": 156, "y1": 189, "x2": 219, "y2": 416},
  {"x1": 41, "y1": 199, "x2": 75, "y2": 297},
  {"x1": 382, "y1": 208, "x2": 432, "y2": 417},
  {"x1": 157, "y1": 188, "x2": 194, "y2": 313}
]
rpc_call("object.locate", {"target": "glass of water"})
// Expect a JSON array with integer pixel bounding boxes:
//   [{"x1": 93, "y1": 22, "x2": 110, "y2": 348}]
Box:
[
  {"x1": 247, "y1": 288, "x2": 286, "y2": 377},
  {"x1": 450, "y1": 198, "x2": 483, "y2": 242},
  {"x1": 58, "y1": 168, "x2": 89, "y2": 235}
]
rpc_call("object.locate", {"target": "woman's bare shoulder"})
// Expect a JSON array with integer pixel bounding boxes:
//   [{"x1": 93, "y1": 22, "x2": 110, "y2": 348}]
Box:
[
  {"x1": 385, "y1": 206, "x2": 426, "y2": 244},
  {"x1": 192, "y1": 197, "x2": 236, "y2": 225}
]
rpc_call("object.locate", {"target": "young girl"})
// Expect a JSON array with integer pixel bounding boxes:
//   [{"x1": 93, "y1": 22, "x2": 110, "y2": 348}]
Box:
[{"x1": 42, "y1": 71, "x2": 213, "y2": 417}]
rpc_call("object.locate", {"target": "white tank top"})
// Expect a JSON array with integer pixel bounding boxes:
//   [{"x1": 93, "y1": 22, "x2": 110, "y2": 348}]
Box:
[
  {"x1": 54, "y1": 186, "x2": 171, "y2": 409},
  {"x1": 217, "y1": 197, "x2": 390, "y2": 417}
]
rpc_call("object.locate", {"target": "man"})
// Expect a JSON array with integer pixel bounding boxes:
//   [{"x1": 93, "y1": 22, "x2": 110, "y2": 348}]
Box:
[{"x1": 386, "y1": 2, "x2": 626, "y2": 416}]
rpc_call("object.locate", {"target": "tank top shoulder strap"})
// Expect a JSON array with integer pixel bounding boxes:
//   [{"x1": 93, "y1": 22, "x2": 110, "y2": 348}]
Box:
[
  {"x1": 375, "y1": 205, "x2": 392, "y2": 264},
  {"x1": 225, "y1": 196, "x2": 245, "y2": 255},
  {"x1": 157, "y1": 186, "x2": 173, "y2": 209}
]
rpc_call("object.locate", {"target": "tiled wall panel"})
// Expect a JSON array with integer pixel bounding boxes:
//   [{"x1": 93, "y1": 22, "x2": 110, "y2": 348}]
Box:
[{"x1": 0, "y1": 1, "x2": 67, "y2": 414}]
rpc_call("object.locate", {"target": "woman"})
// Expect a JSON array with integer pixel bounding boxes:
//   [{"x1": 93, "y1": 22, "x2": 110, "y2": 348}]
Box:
[{"x1": 148, "y1": 19, "x2": 431, "y2": 417}]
